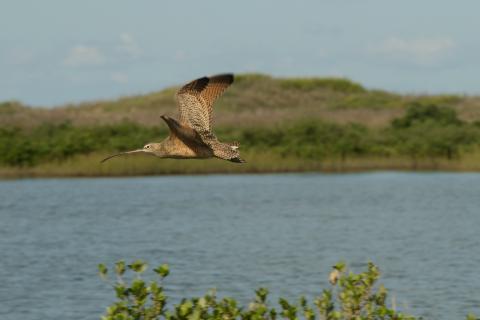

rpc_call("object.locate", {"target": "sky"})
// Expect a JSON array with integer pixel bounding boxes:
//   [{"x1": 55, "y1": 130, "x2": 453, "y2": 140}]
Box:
[{"x1": 1, "y1": 0, "x2": 480, "y2": 106}]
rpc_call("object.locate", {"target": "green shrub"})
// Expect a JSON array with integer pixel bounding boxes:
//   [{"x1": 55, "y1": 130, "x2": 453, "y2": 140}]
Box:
[
  {"x1": 2, "y1": 114, "x2": 480, "y2": 167},
  {"x1": 98, "y1": 260, "x2": 417, "y2": 320},
  {"x1": 0, "y1": 122, "x2": 167, "y2": 166},
  {"x1": 237, "y1": 121, "x2": 373, "y2": 161},
  {"x1": 392, "y1": 103, "x2": 462, "y2": 129},
  {"x1": 387, "y1": 104, "x2": 480, "y2": 160},
  {"x1": 388, "y1": 123, "x2": 479, "y2": 160}
]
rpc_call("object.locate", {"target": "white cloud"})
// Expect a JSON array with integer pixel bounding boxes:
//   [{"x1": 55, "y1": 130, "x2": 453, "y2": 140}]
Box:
[
  {"x1": 63, "y1": 45, "x2": 105, "y2": 67},
  {"x1": 371, "y1": 36, "x2": 454, "y2": 64},
  {"x1": 118, "y1": 33, "x2": 142, "y2": 57},
  {"x1": 111, "y1": 72, "x2": 129, "y2": 84}
]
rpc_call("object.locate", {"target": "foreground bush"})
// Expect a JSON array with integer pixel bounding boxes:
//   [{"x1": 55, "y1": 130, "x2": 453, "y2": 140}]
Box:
[{"x1": 98, "y1": 261, "x2": 419, "y2": 320}]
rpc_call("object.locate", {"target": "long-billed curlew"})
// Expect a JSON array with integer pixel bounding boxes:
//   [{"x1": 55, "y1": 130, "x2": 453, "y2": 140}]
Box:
[{"x1": 101, "y1": 74, "x2": 245, "y2": 163}]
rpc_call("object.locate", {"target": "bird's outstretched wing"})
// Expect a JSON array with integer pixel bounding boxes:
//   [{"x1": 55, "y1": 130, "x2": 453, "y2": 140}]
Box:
[{"x1": 176, "y1": 74, "x2": 233, "y2": 133}]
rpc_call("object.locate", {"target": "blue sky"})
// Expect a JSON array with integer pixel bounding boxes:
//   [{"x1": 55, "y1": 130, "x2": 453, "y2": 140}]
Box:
[{"x1": 2, "y1": 0, "x2": 479, "y2": 106}]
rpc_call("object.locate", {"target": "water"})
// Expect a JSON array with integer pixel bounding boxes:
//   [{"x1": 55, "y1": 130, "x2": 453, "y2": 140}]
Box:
[{"x1": 0, "y1": 173, "x2": 479, "y2": 319}]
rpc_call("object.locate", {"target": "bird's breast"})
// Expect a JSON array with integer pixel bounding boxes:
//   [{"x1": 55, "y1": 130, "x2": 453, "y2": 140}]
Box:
[{"x1": 165, "y1": 139, "x2": 213, "y2": 159}]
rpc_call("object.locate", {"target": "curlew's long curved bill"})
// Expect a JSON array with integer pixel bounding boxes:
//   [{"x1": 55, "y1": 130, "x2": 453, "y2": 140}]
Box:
[{"x1": 101, "y1": 149, "x2": 145, "y2": 163}]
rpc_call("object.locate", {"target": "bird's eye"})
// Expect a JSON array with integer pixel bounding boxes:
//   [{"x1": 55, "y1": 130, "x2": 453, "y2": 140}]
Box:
[{"x1": 145, "y1": 145, "x2": 150, "y2": 149}]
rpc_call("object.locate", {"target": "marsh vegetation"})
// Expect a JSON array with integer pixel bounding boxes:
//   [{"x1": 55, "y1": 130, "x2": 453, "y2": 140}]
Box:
[{"x1": 2, "y1": 74, "x2": 480, "y2": 176}]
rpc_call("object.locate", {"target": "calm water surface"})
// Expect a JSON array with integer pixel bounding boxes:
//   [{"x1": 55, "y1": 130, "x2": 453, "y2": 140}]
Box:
[{"x1": 0, "y1": 173, "x2": 479, "y2": 319}]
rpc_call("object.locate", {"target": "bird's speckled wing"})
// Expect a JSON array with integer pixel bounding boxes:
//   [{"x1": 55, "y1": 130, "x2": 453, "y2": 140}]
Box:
[{"x1": 176, "y1": 74, "x2": 233, "y2": 133}]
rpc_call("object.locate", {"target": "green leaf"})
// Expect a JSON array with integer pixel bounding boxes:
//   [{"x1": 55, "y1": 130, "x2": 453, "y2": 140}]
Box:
[
  {"x1": 128, "y1": 259, "x2": 148, "y2": 273},
  {"x1": 299, "y1": 296, "x2": 307, "y2": 307},
  {"x1": 331, "y1": 311, "x2": 342, "y2": 320},
  {"x1": 279, "y1": 297, "x2": 290, "y2": 310},
  {"x1": 98, "y1": 263, "x2": 108, "y2": 279},
  {"x1": 154, "y1": 264, "x2": 170, "y2": 278},
  {"x1": 114, "y1": 314, "x2": 127, "y2": 320},
  {"x1": 333, "y1": 261, "x2": 346, "y2": 272},
  {"x1": 270, "y1": 308, "x2": 277, "y2": 320},
  {"x1": 150, "y1": 281, "x2": 159, "y2": 294},
  {"x1": 179, "y1": 300, "x2": 193, "y2": 316},
  {"x1": 115, "y1": 260, "x2": 126, "y2": 276},
  {"x1": 197, "y1": 297, "x2": 207, "y2": 309},
  {"x1": 114, "y1": 284, "x2": 127, "y2": 299},
  {"x1": 189, "y1": 308, "x2": 201, "y2": 320},
  {"x1": 130, "y1": 279, "x2": 148, "y2": 304},
  {"x1": 466, "y1": 313, "x2": 478, "y2": 320},
  {"x1": 255, "y1": 287, "x2": 268, "y2": 303}
]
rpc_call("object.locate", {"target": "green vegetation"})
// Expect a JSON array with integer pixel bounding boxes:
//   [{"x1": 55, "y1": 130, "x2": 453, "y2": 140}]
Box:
[
  {"x1": 1, "y1": 103, "x2": 480, "y2": 176},
  {"x1": 98, "y1": 260, "x2": 420, "y2": 320},
  {"x1": 0, "y1": 122, "x2": 166, "y2": 167},
  {"x1": 391, "y1": 103, "x2": 463, "y2": 128},
  {"x1": 278, "y1": 77, "x2": 366, "y2": 93},
  {"x1": 1, "y1": 73, "x2": 479, "y2": 129},
  {"x1": 2, "y1": 74, "x2": 480, "y2": 176}
]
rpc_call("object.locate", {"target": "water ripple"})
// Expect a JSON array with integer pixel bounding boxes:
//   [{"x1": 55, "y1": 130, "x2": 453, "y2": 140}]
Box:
[{"x1": 0, "y1": 173, "x2": 479, "y2": 319}]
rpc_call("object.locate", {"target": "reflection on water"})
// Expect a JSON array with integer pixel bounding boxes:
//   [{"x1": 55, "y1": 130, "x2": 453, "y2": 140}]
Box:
[{"x1": 0, "y1": 173, "x2": 479, "y2": 319}]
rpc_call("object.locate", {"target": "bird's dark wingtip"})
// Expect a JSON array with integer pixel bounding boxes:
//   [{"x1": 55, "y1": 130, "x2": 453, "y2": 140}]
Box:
[
  {"x1": 178, "y1": 77, "x2": 209, "y2": 94},
  {"x1": 211, "y1": 73, "x2": 234, "y2": 84}
]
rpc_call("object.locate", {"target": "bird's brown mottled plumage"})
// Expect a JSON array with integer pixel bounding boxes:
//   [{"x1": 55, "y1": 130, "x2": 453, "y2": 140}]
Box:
[
  {"x1": 101, "y1": 74, "x2": 245, "y2": 164},
  {"x1": 177, "y1": 74, "x2": 234, "y2": 132}
]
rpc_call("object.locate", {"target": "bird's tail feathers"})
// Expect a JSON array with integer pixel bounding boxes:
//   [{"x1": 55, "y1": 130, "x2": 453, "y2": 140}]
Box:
[
  {"x1": 213, "y1": 142, "x2": 245, "y2": 164},
  {"x1": 228, "y1": 141, "x2": 240, "y2": 150},
  {"x1": 229, "y1": 157, "x2": 246, "y2": 163}
]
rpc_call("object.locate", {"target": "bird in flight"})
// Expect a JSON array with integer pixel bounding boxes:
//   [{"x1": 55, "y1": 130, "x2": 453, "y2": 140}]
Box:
[{"x1": 101, "y1": 74, "x2": 245, "y2": 164}]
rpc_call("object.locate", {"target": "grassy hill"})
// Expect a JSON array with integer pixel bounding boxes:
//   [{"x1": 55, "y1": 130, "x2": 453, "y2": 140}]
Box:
[
  {"x1": 2, "y1": 73, "x2": 480, "y2": 129},
  {"x1": 2, "y1": 73, "x2": 480, "y2": 177}
]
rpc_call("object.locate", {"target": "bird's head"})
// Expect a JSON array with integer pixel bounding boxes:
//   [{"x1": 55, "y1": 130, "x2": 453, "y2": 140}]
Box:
[
  {"x1": 101, "y1": 142, "x2": 164, "y2": 163},
  {"x1": 142, "y1": 143, "x2": 156, "y2": 153}
]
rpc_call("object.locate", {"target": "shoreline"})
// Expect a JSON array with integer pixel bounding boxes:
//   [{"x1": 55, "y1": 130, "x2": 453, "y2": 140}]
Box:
[{"x1": 2, "y1": 153, "x2": 480, "y2": 179}]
